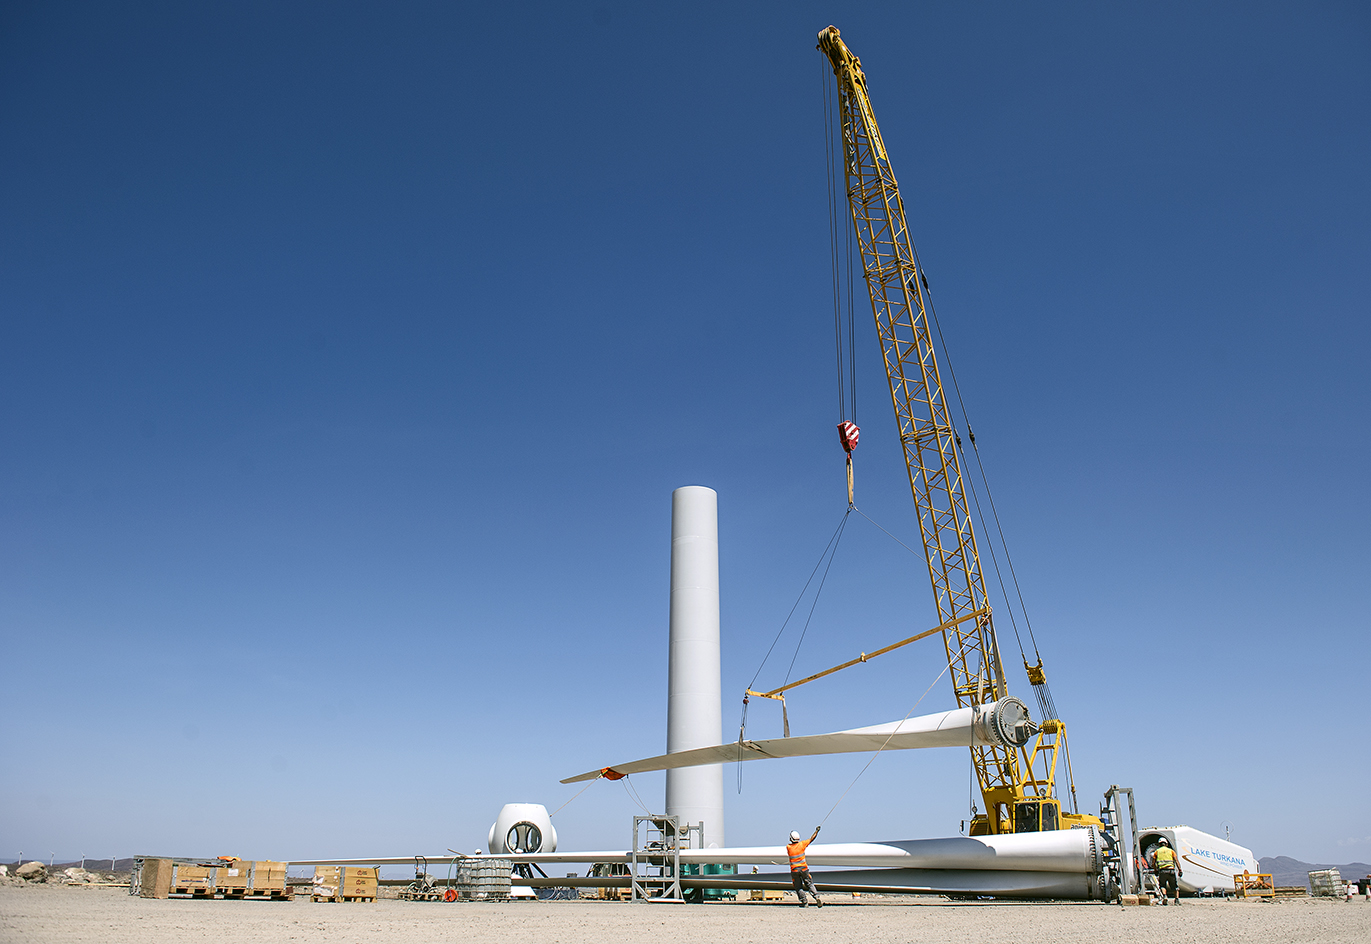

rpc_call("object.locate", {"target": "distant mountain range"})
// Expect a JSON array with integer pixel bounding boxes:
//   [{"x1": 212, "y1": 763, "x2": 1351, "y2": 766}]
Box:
[{"x1": 1260, "y1": 856, "x2": 1371, "y2": 888}]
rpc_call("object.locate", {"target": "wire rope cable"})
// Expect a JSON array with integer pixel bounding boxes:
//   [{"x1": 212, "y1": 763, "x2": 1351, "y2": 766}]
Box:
[
  {"x1": 737, "y1": 507, "x2": 853, "y2": 793},
  {"x1": 958, "y1": 443, "x2": 1031, "y2": 662},
  {"x1": 823, "y1": 59, "x2": 859, "y2": 429},
  {"x1": 823, "y1": 61, "x2": 847, "y2": 424},
  {"x1": 620, "y1": 776, "x2": 652, "y2": 815},
  {"x1": 818, "y1": 656, "x2": 955, "y2": 825},
  {"x1": 549, "y1": 779, "x2": 596, "y2": 818},
  {"x1": 911, "y1": 246, "x2": 1043, "y2": 662},
  {"x1": 851, "y1": 506, "x2": 923, "y2": 559},
  {"x1": 782, "y1": 511, "x2": 850, "y2": 685},
  {"x1": 910, "y1": 243, "x2": 1062, "y2": 723},
  {"x1": 746, "y1": 507, "x2": 853, "y2": 693}
]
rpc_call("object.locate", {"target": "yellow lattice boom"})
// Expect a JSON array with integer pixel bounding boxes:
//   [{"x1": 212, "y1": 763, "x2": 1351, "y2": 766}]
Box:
[{"x1": 817, "y1": 25, "x2": 1096, "y2": 834}]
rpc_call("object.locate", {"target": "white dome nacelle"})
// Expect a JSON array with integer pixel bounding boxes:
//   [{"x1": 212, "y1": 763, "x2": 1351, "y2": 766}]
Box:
[{"x1": 487, "y1": 803, "x2": 557, "y2": 855}]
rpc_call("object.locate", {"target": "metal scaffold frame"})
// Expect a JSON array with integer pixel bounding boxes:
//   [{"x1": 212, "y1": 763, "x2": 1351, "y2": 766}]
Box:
[
  {"x1": 1100, "y1": 785, "x2": 1140, "y2": 896},
  {"x1": 629, "y1": 815, "x2": 702, "y2": 902}
]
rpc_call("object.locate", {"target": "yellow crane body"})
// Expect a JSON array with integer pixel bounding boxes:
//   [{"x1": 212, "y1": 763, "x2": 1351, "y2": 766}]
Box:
[{"x1": 817, "y1": 25, "x2": 1098, "y2": 835}]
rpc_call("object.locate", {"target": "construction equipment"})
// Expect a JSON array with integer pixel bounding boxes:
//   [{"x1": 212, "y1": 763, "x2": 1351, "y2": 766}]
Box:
[
  {"x1": 816, "y1": 25, "x2": 1098, "y2": 836},
  {"x1": 1233, "y1": 871, "x2": 1275, "y2": 899},
  {"x1": 400, "y1": 855, "x2": 441, "y2": 901}
]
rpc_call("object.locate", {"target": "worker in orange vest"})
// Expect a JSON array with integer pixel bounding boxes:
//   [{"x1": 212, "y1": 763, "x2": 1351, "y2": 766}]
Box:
[{"x1": 786, "y1": 826, "x2": 823, "y2": 907}]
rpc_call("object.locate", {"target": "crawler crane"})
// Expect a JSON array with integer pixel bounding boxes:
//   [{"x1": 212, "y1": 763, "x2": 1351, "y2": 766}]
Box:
[{"x1": 817, "y1": 26, "x2": 1099, "y2": 836}]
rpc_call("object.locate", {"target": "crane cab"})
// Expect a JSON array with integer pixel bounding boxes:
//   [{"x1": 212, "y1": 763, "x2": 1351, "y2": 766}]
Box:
[
  {"x1": 968, "y1": 798, "x2": 1063, "y2": 834},
  {"x1": 1013, "y1": 799, "x2": 1061, "y2": 833}
]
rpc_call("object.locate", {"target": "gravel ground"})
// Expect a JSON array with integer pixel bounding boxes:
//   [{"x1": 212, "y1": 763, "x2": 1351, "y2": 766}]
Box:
[{"x1": 3, "y1": 884, "x2": 1369, "y2": 943}]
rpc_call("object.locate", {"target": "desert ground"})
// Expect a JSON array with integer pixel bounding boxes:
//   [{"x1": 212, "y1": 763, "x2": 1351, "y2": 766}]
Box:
[{"x1": 3, "y1": 884, "x2": 1370, "y2": 944}]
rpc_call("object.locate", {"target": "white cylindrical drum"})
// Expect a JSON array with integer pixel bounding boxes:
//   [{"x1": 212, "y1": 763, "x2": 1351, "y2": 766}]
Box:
[{"x1": 666, "y1": 485, "x2": 725, "y2": 848}]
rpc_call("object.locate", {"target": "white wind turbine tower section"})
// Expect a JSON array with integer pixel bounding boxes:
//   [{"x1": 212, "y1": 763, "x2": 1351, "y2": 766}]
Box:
[{"x1": 666, "y1": 485, "x2": 725, "y2": 849}]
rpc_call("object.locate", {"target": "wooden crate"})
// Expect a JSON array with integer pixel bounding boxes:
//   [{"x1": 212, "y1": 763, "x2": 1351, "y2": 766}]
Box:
[
  {"x1": 137, "y1": 858, "x2": 289, "y2": 900},
  {"x1": 340, "y1": 866, "x2": 377, "y2": 901},
  {"x1": 218, "y1": 860, "x2": 289, "y2": 898},
  {"x1": 138, "y1": 858, "x2": 174, "y2": 899},
  {"x1": 171, "y1": 865, "x2": 217, "y2": 895},
  {"x1": 249, "y1": 860, "x2": 289, "y2": 894},
  {"x1": 313, "y1": 866, "x2": 376, "y2": 902},
  {"x1": 312, "y1": 866, "x2": 341, "y2": 897},
  {"x1": 216, "y1": 861, "x2": 250, "y2": 891}
]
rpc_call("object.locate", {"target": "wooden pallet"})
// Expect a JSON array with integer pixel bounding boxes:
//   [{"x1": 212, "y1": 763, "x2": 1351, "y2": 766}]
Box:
[
  {"x1": 221, "y1": 888, "x2": 292, "y2": 900},
  {"x1": 169, "y1": 886, "x2": 216, "y2": 898},
  {"x1": 312, "y1": 895, "x2": 376, "y2": 903}
]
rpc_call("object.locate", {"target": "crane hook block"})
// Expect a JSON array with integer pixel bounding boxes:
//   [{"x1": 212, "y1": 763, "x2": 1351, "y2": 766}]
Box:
[{"x1": 837, "y1": 421, "x2": 860, "y2": 454}]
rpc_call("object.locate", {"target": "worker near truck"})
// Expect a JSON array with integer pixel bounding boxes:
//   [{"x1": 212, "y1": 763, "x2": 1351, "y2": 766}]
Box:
[
  {"x1": 787, "y1": 827, "x2": 823, "y2": 907},
  {"x1": 1152, "y1": 839, "x2": 1182, "y2": 905}
]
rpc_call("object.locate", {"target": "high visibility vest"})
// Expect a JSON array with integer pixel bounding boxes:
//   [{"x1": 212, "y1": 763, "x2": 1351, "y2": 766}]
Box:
[
  {"x1": 787, "y1": 839, "x2": 811, "y2": 872},
  {"x1": 1155, "y1": 846, "x2": 1177, "y2": 870}
]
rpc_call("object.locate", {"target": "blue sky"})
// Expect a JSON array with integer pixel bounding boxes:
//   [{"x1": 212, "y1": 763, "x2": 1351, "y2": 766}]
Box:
[{"x1": 2, "y1": 1, "x2": 1367, "y2": 868}]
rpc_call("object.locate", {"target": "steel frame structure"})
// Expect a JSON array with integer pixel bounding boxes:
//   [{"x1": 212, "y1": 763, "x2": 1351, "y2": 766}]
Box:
[{"x1": 629, "y1": 815, "x2": 701, "y2": 902}]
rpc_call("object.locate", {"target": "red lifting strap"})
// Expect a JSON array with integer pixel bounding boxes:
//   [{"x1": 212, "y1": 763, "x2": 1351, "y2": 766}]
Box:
[{"x1": 837, "y1": 421, "x2": 860, "y2": 453}]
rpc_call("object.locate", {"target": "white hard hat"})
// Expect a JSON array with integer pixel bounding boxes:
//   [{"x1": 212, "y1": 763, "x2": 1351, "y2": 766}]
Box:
[
  {"x1": 790, "y1": 831, "x2": 802, "y2": 842},
  {"x1": 1158, "y1": 839, "x2": 1169, "y2": 846}
]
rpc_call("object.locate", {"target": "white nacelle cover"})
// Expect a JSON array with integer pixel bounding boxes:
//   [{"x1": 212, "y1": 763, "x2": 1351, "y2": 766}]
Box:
[
  {"x1": 1138, "y1": 825, "x2": 1259, "y2": 895},
  {"x1": 487, "y1": 803, "x2": 557, "y2": 855}
]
